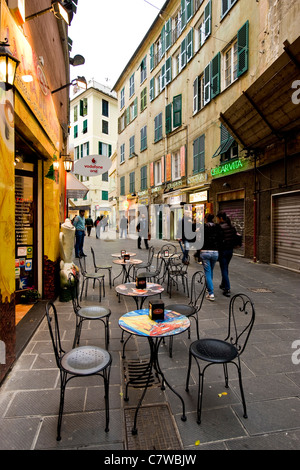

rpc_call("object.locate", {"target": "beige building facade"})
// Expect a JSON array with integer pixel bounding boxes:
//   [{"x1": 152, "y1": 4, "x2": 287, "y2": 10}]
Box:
[
  {"x1": 113, "y1": 0, "x2": 300, "y2": 270},
  {"x1": 69, "y1": 80, "x2": 118, "y2": 224}
]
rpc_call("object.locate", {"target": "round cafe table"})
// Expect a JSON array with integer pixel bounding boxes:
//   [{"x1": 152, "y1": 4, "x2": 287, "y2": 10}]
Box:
[
  {"x1": 111, "y1": 252, "x2": 136, "y2": 258},
  {"x1": 112, "y1": 258, "x2": 142, "y2": 285},
  {"x1": 119, "y1": 308, "x2": 190, "y2": 435},
  {"x1": 115, "y1": 282, "x2": 164, "y2": 309}
]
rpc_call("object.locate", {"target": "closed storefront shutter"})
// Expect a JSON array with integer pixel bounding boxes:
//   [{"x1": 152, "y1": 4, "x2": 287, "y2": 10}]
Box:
[
  {"x1": 219, "y1": 199, "x2": 244, "y2": 255},
  {"x1": 273, "y1": 192, "x2": 300, "y2": 272}
]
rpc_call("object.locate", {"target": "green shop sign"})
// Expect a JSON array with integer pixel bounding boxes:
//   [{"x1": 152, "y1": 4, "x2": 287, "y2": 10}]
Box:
[{"x1": 211, "y1": 159, "x2": 249, "y2": 178}]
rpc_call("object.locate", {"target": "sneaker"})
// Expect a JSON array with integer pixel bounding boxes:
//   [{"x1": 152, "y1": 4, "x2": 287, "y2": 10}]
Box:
[{"x1": 206, "y1": 293, "x2": 215, "y2": 301}]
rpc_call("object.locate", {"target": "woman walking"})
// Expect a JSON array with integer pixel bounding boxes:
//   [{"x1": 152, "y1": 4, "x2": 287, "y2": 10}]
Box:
[
  {"x1": 199, "y1": 213, "x2": 223, "y2": 301},
  {"x1": 216, "y1": 211, "x2": 237, "y2": 297}
]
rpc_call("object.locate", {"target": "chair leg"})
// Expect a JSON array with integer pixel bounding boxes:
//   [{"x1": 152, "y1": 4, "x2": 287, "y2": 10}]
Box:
[
  {"x1": 236, "y1": 362, "x2": 248, "y2": 418},
  {"x1": 103, "y1": 367, "x2": 111, "y2": 433},
  {"x1": 57, "y1": 371, "x2": 67, "y2": 441},
  {"x1": 223, "y1": 363, "x2": 229, "y2": 388},
  {"x1": 185, "y1": 350, "x2": 192, "y2": 392},
  {"x1": 80, "y1": 279, "x2": 85, "y2": 301},
  {"x1": 108, "y1": 269, "x2": 112, "y2": 289},
  {"x1": 169, "y1": 336, "x2": 173, "y2": 358}
]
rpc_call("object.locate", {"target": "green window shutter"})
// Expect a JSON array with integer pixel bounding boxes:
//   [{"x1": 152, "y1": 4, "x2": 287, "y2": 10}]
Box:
[
  {"x1": 186, "y1": 0, "x2": 193, "y2": 20},
  {"x1": 126, "y1": 106, "x2": 130, "y2": 125},
  {"x1": 161, "y1": 25, "x2": 166, "y2": 59},
  {"x1": 161, "y1": 63, "x2": 166, "y2": 90},
  {"x1": 211, "y1": 52, "x2": 221, "y2": 98},
  {"x1": 80, "y1": 99, "x2": 83, "y2": 116},
  {"x1": 87, "y1": 142, "x2": 89, "y2": 155},
  {"x1": 203, "y1": 63, "x2": 211, "y2": 105},
  {"x1": 108, "y1": 144, "x2": 112, "y2": 157},
  {"x1": 134, "y1": 97, "x2": 138, "y2": 118},
  {"x1": 181, "y1": 0, "x2": 186, "y2": 31},
  {"x1": 166, "y1": 19, "x2": 172, "y2": 50},
  {"x1": 193, "y1": 135, "x2": 205, "y2": 173},
  {"x1": 187, "y1": 28, "x2": 193, "y2": 62},
  {"x1": 74, "y1": 124, "x2": 78, "y2": 138},
  {"x1": 166, "y1": 57, "x2": 172, "y2": 84},
  {"x1": 204, "y1": 0, "x2": 212, "y2": 39},
  {"x1": 150, "y1": 43, "x2": 154, "y2": 71},
  {"x1": 150, "y1": 78, "x2": 155, "y2": 101},
  {"x1": 165, "y1": 103, "x2": 172, "y2": 134},
  {"x1": 173, "y1": 94, "x2": 182, "y2": 128},
  {"x1": 99, "y1": 142, "x2": 102, "y2": 154},
  {"x1": 180, "y1": 37, "x2": 187, "y2": 69},
  {"x1": 237, "y1": 20, "x2": 249, "y2": 77}
]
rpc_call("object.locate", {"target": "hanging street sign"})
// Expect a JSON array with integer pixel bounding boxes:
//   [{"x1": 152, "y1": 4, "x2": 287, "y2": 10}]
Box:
[{"x1": 74, "y1": 155, "x2": 112, "y2": 177}]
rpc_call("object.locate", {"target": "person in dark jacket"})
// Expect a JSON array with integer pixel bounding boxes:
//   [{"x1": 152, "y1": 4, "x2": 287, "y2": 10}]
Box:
[
  {"x1": 217, "y1": 211, "x2": 237, "y2": 297},
  {"x1": 199, "y1": 213, "x2": 223, "y2": 301}
]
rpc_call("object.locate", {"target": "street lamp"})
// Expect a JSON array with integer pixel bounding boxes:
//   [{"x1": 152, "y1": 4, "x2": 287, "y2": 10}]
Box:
[
  {"x1": 51, "y1": 76, "x2": 87, "y2": 94},
  {"x1": 0, "y1": 39, "x2": 20, "y2": 90},
  {"x1": 25, "y1": 1, "x2": 70, "y2": 25},
  {"x1": 61, "y1": 154, "x2": 73, "y2": 172}
]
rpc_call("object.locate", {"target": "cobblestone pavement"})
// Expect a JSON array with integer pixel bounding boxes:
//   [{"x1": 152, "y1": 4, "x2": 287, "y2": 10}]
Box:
[{"x1": 0, "y1": 230, "x2": 300, "y2": 450}]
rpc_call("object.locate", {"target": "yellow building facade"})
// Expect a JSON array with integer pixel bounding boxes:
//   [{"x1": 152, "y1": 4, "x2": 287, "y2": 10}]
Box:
[{"x1": 0, "y1": 0, "x2": 72, "y2": 382}]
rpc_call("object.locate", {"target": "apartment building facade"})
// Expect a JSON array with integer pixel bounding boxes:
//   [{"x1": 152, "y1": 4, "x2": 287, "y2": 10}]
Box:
[
  {"x1": 69, "y1": 80, "x2": 118, "y2": 223},
  {"x1": 113, "y1": 0, "x2": 300, "y2": 270}
]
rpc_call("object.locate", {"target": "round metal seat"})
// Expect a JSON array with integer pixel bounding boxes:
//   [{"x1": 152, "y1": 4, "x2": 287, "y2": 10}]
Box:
[
  {"x1": 165, "y1": 303, "x2": 196, "y2": 317},
  {"x1": 61, "y1": 345, "x2": 111, "y2": 375},
  {"x1": 78, "y1": 306, "x2": 111, "y2": 320},
  {"x1": 190, "y1": 338, "x2": 238, "y2": 363}
]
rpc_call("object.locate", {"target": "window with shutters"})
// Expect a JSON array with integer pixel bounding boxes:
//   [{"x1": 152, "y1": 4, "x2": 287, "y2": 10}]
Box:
[
  {"x1": 102, "y1": 99, "x2": 109, "y2": 117},
  {"x1": 140, "y1": 56, "x2": 147, "y2": 84},
  {"x1": 83, "y1": 119, "x2": 88, "y2": 134},
  {"x1": 140, "y1": 166, "x2": 147, "y2": 190},
  {"x1": 129, "y1": 74, "x2": 135, "y2": 98},
  {"x1": 120, "y1": 88, "x2": 125, "y2": 110},
  {"x1": 99, "y1": 142, "x2": 112, "y2": 157},
  {"x1": 166, "y1": 103, "x2": 172, "y2": 134},
  {"x1": 140, "y1": 126, "x2": 147, "y2": 151},
  {"x1": 129, "y1": 135, "x2": 135, "y2": 157},
  {"x1": 221, "y1": 0, "x2": 239, "y2": 19},
  {"x1": 120, "y1": 143, "x2": 125, "y2": 164},
  {"x1": 150, "y1": 78, "x2": 155, "y2": 102},
  {"x1": 120, "y1": 176, "x2": 125, "y2": 196},
  {"x1": 154, "y1": 160, "x2": 162, "y2": 185},
  {"x1": 172, "y1": 151, "x2": 181, "y2": 180},
  {"x1": 193, "y1": 135, "x2": 205, "y2": 173},
  {"x1": 74, "y1": 105, "x2": 78, "y2": 122},
  {"x1": 173, "y1": 94, "x2": 182, "y2": 128},
  {"x1": 129, "y1": 172, "x2": 135, "y2": 193},
  {"x1": 224, "y1": 39, "x2": 238, "y2": 87},
  {"x1": 80, "y1": 98, "x2": 88, "y2": 116},
  {"x1": 141, "y1": 87, "x2": 147, "y2": 111},
  {"x1": 154, "y1": 113, "x2": 163, "y2": 142}
]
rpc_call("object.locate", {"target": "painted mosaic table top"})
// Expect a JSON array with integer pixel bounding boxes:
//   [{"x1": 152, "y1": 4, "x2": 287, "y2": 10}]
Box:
[
  {"x1": 119, "y1": 309, "x2": 190, "y2": 338},
  {"x1": 113, "y1": 259, "x2": 142, "y2": 265},
  {"x1": 111, "y1": 252, "x2": 136, "y2": 258},
  {"x1": 115, "y1": 282, "x2": 164, "y2": 297}
]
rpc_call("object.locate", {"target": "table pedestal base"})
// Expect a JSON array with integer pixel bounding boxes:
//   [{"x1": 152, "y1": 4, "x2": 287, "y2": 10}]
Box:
[{"x1": 124, "y1": 337, "x2": 186, "y2": 435}]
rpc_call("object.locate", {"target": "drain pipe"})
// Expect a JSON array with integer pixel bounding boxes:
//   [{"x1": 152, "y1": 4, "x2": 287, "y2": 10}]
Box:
[{"x1": 253, "y1": 152, "x2": 257, "y2": 263}]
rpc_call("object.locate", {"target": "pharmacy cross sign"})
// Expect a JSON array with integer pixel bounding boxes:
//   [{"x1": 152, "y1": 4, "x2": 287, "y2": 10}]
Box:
[{"x1": 74, "y1": 155, "x2": 112, "y2": 177}]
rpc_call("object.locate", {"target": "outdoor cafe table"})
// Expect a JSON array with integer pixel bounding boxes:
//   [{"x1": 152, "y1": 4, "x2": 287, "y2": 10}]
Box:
[
  {"x1": 111, "y1": 252, "x2": 136, "y2": 258},
  {"x1": 112, "y1": 258, "x2": 142, "y2": 284},
  {"x1": 154, "y1": 252, "x2": 180, "y2": 283},
  {"x1": 115, "y1": 282, "x2": 164, "y2": 309},
  {"x1": 119, "y1": 308, "x2": 190, "y2": 435}
]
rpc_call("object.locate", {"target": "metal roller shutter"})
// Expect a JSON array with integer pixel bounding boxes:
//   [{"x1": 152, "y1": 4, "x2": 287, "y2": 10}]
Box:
[
  {"x1": 273, "y1": 192, "x2": 300, "y2": 271},
  {"x1": 219, "y1": 199, "x2": 244, "y2": 255}
]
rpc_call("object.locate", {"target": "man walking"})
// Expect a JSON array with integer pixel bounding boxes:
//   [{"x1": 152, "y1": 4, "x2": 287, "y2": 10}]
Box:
[
  {"x1": 73, "y1": 209, "x2": 87, "y2": 258},
  {"x1": 85, "y1": 214, "x2": 94, "y2": 237},
  {"x1": 136, "y1": 213, "x2": 149, "y2": 249}
]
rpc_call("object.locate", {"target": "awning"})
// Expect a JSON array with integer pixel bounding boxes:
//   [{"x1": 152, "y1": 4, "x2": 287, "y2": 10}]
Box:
[
  {"x1": 66, "y1": 172, "x2": 89, "y2": 199},
  {"x1": 220, "y1": 37, "x2": 300, "y2": 150}
]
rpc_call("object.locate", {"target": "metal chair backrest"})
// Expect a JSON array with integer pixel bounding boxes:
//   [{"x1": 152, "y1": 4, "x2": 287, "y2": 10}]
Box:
[
  {"x1": 169, "y1": 253, "x2": 189, "y2": 273},
  {"x1": 226, "y1": 293, "x2": 255, "y2": 355},
  {"x1": 90, "y1": 246, "x2": 97, "y2": 269},
  {"x1": 78, "y1": 256, "x2": 87, "y2": 275},
  {"x1": 160, "y1": 243, "x2": 177, "y2": 256},
  {"x1": 189, "y1": 270, "x2": 206, "y2": 312},
  {"x1": 45, "y1": 301, "x2": 65, "y2": 369},
  {"x1": 68, "y1": 272, "x2": 80, "y2": 312},
  {"x1": 147, "y1": 245, "x2": 155, "y2": 264}
]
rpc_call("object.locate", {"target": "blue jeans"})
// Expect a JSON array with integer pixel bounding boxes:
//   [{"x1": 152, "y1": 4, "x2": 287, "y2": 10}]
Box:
[
  {"x1": 75, "y1": 230, "x2": 85, "y2": 257},
  {"x1": 200, "y1": 250, "x2": 219, "y2": 295},
  {"x1": 219, "y1": 249, "x2": 233, "y2": 291}
]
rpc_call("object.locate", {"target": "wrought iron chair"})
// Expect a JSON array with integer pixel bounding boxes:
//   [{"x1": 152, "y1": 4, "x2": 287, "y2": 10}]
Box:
[
  {"x1": 78, "y1": 255, "x2": 105, "y2": 301},
  {"x1": 165, "y1": 270, "x2": 206, "y2": 357},
  {"x1": 136, "y1": 251, "x2": 164, "y2": 283},
  {"x1": 132, "y1": 245, "x2": 155, "y2": 278},
  {"x1": 45, "y1": 301, "x2": 112, "y2": 441},
  {"x1": 167, "y1": 253, "x2": 189, "y2": 298},
  {"x1": 68, "y1": 273, "x2": 111, "y2": 349},
  {"x1": 186, "y1": 293, "x2": 255, "y2": 424},
  {"x1": 91, "y1": 247, "x2": 112, "y2": 289}
]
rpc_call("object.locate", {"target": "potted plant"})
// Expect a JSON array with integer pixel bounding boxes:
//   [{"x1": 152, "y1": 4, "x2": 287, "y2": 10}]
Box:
[{"x1": 20, "y1": 287, "x2": 40, "y2": 304}]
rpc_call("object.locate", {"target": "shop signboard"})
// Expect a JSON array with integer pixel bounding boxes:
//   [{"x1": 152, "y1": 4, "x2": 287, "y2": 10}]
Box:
[{"x1": 74, "y1": 155, "x2": 112, "y2": 177}]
